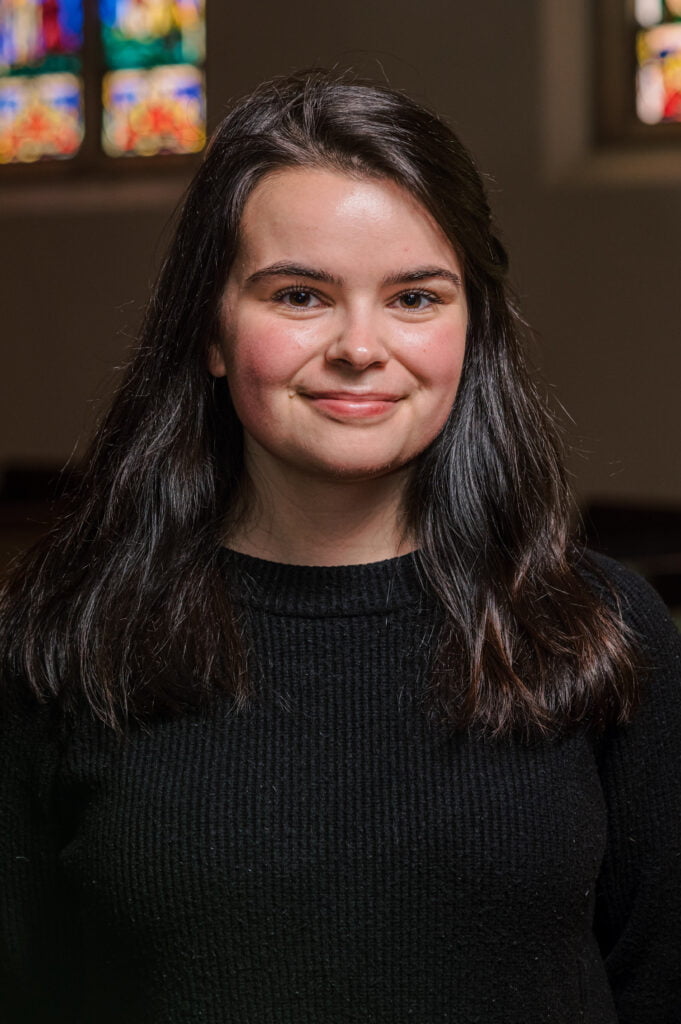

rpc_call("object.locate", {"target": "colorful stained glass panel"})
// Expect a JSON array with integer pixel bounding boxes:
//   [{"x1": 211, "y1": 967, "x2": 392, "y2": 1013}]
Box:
[
  {"x1": 1, "y1": 1, "x2": 206, "y2": 164},
  {"x1": 0, "y1": 70, "x2": 83, "y2": 161},
  {"x1": 636, "y1": 22, "x2": 681, "y2": 123},
  {"x1": 99, "y1": 1, "x2": 205, "y2": 158},
  {"x1": 102, "y1": 63, "x2": 204, "y2": 156},
  {"x1": 99, "y1": 0, "x2": 204, "y2": 70},
  {"x1": 0, "y1": 0, "x2": 83, "y2": 75},
  {"x1": 0, "y1": 1, "x2": 84, "y2": 161}
]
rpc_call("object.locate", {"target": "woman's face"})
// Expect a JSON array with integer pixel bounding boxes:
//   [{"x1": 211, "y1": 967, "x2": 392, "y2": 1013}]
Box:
[{"x1": 209, "y1": 167, "x2": 468, "y2": 484}]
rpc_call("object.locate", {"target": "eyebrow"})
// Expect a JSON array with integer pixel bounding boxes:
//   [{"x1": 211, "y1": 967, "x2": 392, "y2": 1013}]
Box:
[
  {"x1": 244, "y1": 261, "x2": 461, "y2": 288},
  {"x1": 383, "y1": 266, "x2": 462, "y2": 288}
]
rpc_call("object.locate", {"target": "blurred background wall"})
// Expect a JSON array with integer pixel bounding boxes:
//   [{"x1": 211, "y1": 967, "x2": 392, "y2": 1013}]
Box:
[{"x1": 1, "y1": 0, "x2": 680, "y2": 583}]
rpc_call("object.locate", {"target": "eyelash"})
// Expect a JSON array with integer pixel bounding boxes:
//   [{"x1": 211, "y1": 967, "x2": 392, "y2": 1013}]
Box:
[
  {"x1": 271, "y1": 286, "x2": 326, "y2": 307},
  {"x1": 396, "y1": 288, "x2": 443, "y2": 309},
  {"x1": 271, "y1": 286, "x2": 444, "y2": 310}
]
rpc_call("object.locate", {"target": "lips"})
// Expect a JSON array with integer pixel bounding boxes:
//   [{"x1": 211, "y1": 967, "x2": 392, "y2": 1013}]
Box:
[
  {"x1": 301, "y1": 390, "x2": 403, "y2": 420},
  {"x1": 304, "y1": 391, "x2": 402, "y2": 401}
]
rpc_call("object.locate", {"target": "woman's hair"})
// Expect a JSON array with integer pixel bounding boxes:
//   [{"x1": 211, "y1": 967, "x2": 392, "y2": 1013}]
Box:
[{"x1": 0, "y1": 69, "x2": 640, "y2": 735}]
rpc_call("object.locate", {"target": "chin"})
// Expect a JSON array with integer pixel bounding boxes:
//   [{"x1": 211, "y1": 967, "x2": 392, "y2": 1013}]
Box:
[{"x1": 304, "y1": 456, "x2": 412, "y2": 482}]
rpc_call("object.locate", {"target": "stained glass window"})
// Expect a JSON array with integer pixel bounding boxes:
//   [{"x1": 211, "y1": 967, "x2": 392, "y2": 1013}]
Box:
[
  {"x1": 100, "y1": 0, "x2": 205, "y2": 157},
  {"x1": 0, "y1": 0, "x2": 85, "y2": 163},
  {"x1": 596, "y1": 1, "x2": 681, "y2": 143},
  {"x1": 0, "y1": 0, "x2": 205, "y2": 166},
  {"x1": 635, "y1": 0, "x2": 681, "y2": 124}
]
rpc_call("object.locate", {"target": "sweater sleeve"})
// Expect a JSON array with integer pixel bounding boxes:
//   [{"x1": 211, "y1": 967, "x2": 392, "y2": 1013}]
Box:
[
  {"x1": 0, "y1": 682, "x2": 73, "y2": 1023},
  {"x1": 590, "y1": 556, "x2": 681, "y2": 1024}
]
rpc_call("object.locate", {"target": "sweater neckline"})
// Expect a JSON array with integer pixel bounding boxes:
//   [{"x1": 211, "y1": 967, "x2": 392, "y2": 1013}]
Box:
[{"x1": 219, "y1": 547, "x2": 427, "y2": 617}]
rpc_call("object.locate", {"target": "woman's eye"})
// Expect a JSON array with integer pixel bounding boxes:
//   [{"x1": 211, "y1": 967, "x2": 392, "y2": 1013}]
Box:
[
  {"x1": 395, "y1": 290, "x2": 439, "y2": 311},
  {"x1": 275, "y1": 288, "x2": 322, "y2": 308}
]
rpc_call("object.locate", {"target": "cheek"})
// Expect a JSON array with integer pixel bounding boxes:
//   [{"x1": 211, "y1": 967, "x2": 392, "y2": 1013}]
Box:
[
  {"x1": 224, "y1": 320, "x2": 311, "y2": 433},
  {"x1": 411, "y1": 325, "x2": 467, "y2": 452},
  {"x1": 226, "y1": 329, "x2": 296, "y2": 395},
  {"x1": 410, "y1": 320, "x2": 467, "y2": 406}
]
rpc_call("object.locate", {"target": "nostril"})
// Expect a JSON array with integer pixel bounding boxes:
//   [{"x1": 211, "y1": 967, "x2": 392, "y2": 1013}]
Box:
[{"x1": 325, "y1": 338, "x2": 388, "y2": 369}]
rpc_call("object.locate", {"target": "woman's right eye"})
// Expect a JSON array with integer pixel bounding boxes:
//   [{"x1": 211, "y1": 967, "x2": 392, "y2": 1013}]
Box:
[{"x1": 273, "y1": 288, "x2": 323, "y2": 308}]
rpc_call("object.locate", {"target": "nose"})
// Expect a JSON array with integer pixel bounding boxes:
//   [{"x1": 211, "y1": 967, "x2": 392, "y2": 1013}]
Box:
[{"x1": 324, "y1": 311, "x2": 389, "y2": 370}]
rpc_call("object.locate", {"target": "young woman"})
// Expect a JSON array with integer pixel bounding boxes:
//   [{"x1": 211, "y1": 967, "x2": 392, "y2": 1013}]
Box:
[{"x1": 1, "y1": 70, "x2": 680, "y2": 1024}]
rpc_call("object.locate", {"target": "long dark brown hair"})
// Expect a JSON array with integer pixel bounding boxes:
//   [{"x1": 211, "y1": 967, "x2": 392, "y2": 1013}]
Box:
[{"x1": 0, "y1": 69, "x2": 640, "y2": 735}]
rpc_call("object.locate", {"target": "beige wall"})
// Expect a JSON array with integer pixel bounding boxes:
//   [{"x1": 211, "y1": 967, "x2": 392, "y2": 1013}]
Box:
[{"x1": 1, "y1": 0, "x2": 680, "y2": 503}]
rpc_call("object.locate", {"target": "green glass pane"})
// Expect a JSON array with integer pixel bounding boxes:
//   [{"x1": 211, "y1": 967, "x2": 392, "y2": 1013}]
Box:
[{"x1": 99, "y1": 0, "x2": 204, "y2": 71}]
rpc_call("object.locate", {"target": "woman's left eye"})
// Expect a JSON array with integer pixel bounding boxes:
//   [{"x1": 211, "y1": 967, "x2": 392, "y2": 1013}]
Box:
[
  {"x1": 274, "y1": 288, "x2": 323, "y2": 308},
  {"x1": 394, "y1": 290, "x2": 441, "y2": 311}
]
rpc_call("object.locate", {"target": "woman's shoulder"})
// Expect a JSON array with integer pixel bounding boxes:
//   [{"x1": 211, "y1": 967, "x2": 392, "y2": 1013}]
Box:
[
  {"x1": 579, "y1": 548, "x2": 680, "y2": 653},
  {"x1": 580, "y1": 550, "x2": 681, "y2": 761},
  {"x1": 0, "y1": 673, "x2": 56, "y2": 737}
]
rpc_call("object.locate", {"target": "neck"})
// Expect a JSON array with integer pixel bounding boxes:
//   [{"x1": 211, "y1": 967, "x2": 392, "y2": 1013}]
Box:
[{"x1": 224, "y1": 460, "x2": 415, "y2": 567}]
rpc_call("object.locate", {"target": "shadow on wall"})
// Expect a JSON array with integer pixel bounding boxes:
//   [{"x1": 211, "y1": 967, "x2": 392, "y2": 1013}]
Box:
[{"x1": 1, "y1": 462, "x2": 680, "y2": 629}]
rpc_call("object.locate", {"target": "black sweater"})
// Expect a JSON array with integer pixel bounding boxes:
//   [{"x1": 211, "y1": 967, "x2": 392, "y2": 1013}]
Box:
[{"x1": 1, "y1": 551, "x2": 680, "y2": 1023}]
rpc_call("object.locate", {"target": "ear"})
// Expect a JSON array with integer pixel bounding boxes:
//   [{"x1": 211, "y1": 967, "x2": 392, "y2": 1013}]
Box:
[{"x1": 207, "y1": 342, "x2": 227, "y2": 378}]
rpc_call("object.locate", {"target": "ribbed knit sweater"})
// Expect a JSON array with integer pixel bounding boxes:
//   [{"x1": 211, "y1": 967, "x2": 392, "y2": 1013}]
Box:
[{"x1": 1, "y1": 550, "x2": 680, "y2": 1023}]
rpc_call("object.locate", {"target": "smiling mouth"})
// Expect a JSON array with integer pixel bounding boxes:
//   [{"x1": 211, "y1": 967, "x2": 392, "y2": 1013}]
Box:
[
  {"x1": 304, "y1": 391, "x2": 402, "y2": 401},
  {"x1": 301, "y1": 391, "x2": 403, "y2": 420}
]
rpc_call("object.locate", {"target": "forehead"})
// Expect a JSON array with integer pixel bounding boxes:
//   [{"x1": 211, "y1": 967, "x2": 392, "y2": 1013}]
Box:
[{"x1": 233, "y1": 167, "x2": 460, "y2": 275}]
